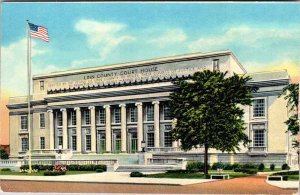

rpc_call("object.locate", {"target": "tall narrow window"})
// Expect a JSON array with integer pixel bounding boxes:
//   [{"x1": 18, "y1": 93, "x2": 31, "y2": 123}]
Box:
[
  {"x1": 253, "y1": 99, "x2": 265, "y2": 117},
  {"x1": 129, "y1": 107, "x2": 137, "y2": 122},
  {"x1": 21, "y1": 115, "x2": 28, "y2": 130},
  {"x1": 57, "y1": 112, "x2": 63, "y2": 126},
  {"x1": 40, "y1": 137, "x2": 45, "y2": 149},
  {"x1": 213, "y1": 59, "x2": 220, "y2": 71},
  {"x1": 147, "y1": 133, "x2": 154, "y2": 147},
  {"x1": 97, "y1": 108, "x2": 106, "y2": 124},
  {"x1": 58, "y1": 136, "x2": 63, "y2": 147},
  {"x1": 84, "y1": 110, "x2": 91, "y2": 125},
  {"x1": 114, "y1": 108, "x2": 121, "y2": 123},
  {"x1": 40, "y1": 113, "x2": 45, "y2": 128},
  {"x1": 164, "y1": 131, "x2": 172, "y2": 147},
  {"x1": 21, "y1": 138, "x2": 28, "y2": 152},
  {"x1": 72, "y1": 136, "x2": 77, "y2": 151},
  {"x1": 40, "y1": 80, "x2": 44, "y2": 91},
  {"x1": 163, "y1": 105, "x2": 172, "y2": 120},
  {"x1": 252, "y1": 123, "x2": 266, "y2": 147},
  {"x1": 86, "y1": 135, "x2": 91, "y2": 151},
  {"x1": 70, "y1": 111, "x2": 76, "y2": 126},
  {"x1": 146, "y1": 105, "x2": 154, "y2": 121}
]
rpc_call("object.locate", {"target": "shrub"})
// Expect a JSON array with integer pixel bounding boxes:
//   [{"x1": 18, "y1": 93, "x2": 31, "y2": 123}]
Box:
[
  {"x1": 281, "y1": 163, "x2": 290, "y2": 170},
  {"x1": 242, "y1": 163, "x2": 257, "y2": 169},
  {"x1": 20, "y1": 165, "x2": 29, "y2": 170},
  {"x1": 223, "y1": 163, "x2": 233, "y2": 170},
  {"x1": 244, "y1": 169, "x2": 257, "y2": 174},
  {"x1": 270, "y1": 164, "x2": 275, "y2": 171},
  {"x1": 1, "y1": 168, "x2": 11, "y2": 171},
  {"x1": 53, "y1": 165, "x2": 67, "y2": 172},
  {"x1": 96, "y1": 169, "x2": 104, "y2": 173},
  {"x1": 44, "y1": 171, "x2": 66, "y2": 176},
  {"x1": 130, "y1": 171, "x2": 144, "y2": 177},
  {"x1": 166, "y1": 170, "x2": 187, "y2": 174},
  {"x1": 0, "y1": 149, "x2": 9, "y2": 159},
  {"x1": 186, "y1": 161, "x2": 205, "y2": 173},
  {"x1": 274, "y1": 171, "x2": 298, "y2": 176},
  {"x1": 211, "y1": 162, "x2": 223, "y2": 170},
  {"x1": 258, "y1": 163, "x2": 265, "y2": 171},
  {"x1": 231, "y1": 163, "x2": 240, "y2": 170}
]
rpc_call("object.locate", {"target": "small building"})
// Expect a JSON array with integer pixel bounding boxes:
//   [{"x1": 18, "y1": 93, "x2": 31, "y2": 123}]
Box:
[{"x1": 6, "y1": 50, "x2": 298, "y2": 167}]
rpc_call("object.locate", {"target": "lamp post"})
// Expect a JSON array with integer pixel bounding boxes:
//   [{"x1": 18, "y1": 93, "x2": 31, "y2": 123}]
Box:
[{"x1": 141, "y1": 141, "x2": 146, "y2": 153}]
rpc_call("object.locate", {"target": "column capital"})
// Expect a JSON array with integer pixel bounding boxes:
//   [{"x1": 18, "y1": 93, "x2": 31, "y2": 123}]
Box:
[
  {"x1": 135, "y1": 102, "x2": 143, "y2": 106},
  {"x1": 103, "y1": 105, "x2": 110, "y2": 109},
  {"x1": 47, "y1": 109, "x2": 53, "y2": 113},
  {"x1": 60, "y1": 108, "x2": 67, "y2": 112},
  {"x1": 152, "y1": 101, "x2": 160, "y2": 105},
  {"x1": 119, "y1": 103, "x2": 126, "y2": 108},
  {"x1": 88, "y1": 106, "x2": 95, "y2": 110},
  {"x1": 74, "y1": 107, "x2": 80, "y2": 111}
]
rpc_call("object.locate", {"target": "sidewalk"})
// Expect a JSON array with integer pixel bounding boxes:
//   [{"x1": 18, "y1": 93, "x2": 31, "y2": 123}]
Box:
[
  {"x1": 266, "y1": 180, "x2": 298, "y2": 189},
  {"x1": 0, "y1": 172, "x2": 215, "y2": 186}
]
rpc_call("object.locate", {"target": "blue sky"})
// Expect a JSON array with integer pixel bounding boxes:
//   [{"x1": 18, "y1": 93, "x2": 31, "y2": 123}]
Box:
[{"x1": 2, "y1": 3, "x2": 300, "y2": 96}]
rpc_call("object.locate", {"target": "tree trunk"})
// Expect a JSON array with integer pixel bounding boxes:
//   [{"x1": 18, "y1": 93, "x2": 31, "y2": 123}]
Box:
[{"x1": 204, "y1": 144, "x2": 209, "y2": 175}]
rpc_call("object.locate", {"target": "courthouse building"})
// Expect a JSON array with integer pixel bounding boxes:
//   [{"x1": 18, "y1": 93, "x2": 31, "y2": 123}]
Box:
[{"x1": 7, "y1": 50, "x2": 298, "y2": 166}]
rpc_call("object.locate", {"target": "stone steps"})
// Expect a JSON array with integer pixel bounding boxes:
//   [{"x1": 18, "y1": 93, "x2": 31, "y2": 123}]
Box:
[{"x1": 116, "y1": 165, "x2": 182, "y2": 172}]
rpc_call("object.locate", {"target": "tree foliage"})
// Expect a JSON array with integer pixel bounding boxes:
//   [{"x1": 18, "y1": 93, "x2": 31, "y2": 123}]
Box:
[
  {"x1": 169, "y1": 70, "x2": 257, "y2": 174},
  {"x1": 0, "y1": 149, "x2": 9, "y2": 159},
  {"x1": 280, "y1": 83, "x2": 299, "y2": 148}
]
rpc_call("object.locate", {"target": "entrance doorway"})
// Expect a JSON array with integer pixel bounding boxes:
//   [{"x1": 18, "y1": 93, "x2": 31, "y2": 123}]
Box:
[
  {"x1": 97, "y1": 131, "x2": 106, "y2": 154},
  {"x1": 112, "y1": 131, "x2": 121, "y2": 154}
]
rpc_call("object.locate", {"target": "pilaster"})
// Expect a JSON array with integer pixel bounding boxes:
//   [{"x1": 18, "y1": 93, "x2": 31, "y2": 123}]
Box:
[
  {"x1": 89, "y1": 106, "x2": 96, "y2": 153},
  {"x1": 135, "y1": 102, "x2": 143, "y2": 151},
  {"x1": 119, "y1": 104, "x2": 127, "y2": 152},
  {"x1": 152, "y1": 101, "x2": 160, "y2": 148},
  {"x1": 104, "y1": 105, "x2": 111, "y2": 153}
]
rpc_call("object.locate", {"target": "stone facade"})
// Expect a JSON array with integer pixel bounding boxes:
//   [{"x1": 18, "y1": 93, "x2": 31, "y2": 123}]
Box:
[{"x1": 7, "y1": 50, "x2": 297, "y2": 167}]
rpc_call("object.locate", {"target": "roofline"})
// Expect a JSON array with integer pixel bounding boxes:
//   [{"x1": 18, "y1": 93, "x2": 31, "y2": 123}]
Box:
[{"x1": 33, "y1": 50, "x2": 236, "y2": 80}]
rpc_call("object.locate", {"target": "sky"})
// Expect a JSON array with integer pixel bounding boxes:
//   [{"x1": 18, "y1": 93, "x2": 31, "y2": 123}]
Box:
[{"x1": 1, "y1": 3, "x2": 300, "y2": 144}]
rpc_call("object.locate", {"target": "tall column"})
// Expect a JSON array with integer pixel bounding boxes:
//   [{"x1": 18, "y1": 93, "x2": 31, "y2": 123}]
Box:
[
  {"x1": 47, "y1": 110, "x2": 54, "y2": 150},
  {"x1": 89, "y1": 106, "x2": 96, "y2": 153},
  {"x1": 152, "y1": 101, "x2": 160, "y2": 148},
  {"x1": 104, "y1": 105, "x2": 111, "y2": 153},
  {"x1": 119, "y1": 104, "x2": 127, "y2": 153},
  {"x1": 135, "y1": 102, "x2": 143, "y2": 152},
  {"x1": 60, "y1": 108, "x2": 68, "y2": 149},
  {"x1": 171, "y1": 118, "x2": 178, "y2": 148},
  {"x1": 74, "y1": 107, "x2": 81, "y2": 153}
]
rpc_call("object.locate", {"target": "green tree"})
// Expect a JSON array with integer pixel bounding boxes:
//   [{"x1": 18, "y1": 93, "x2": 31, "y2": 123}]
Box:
[
  {"x1": 0, "y1": 149, "x2": 9, "y2": 159},
  {"x1": 280, "y1": 83, "x2": 299, "y2": 148},
  {"x1": 169, "y1": 70, "x2": 257, "y2": 174}
]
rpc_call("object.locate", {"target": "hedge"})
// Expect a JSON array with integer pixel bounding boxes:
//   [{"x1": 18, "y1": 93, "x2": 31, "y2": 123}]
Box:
[
  {"x1": 20, "y1": 164, "x2": 107, "y2": 172},
  {"x1": 186, "y1": 161, "x2": 210, "y2": 173},
  {"x1": 130, "y1": 172, "x2": 144, "y2": 177}
]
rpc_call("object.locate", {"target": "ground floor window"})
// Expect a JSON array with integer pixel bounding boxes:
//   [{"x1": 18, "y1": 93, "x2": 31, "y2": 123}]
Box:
[
  {"x1": 40, "y1": 137, "x2": 45, "y2": 149},
  {"x1": 58, "y1": 136, "x2": 63, "y2": 147},
  {"x1": 147, "y1": 133, "x2": 154, "y2": 147},
  {"x1": 164, "y1": 131, "x2": 172, "y2": 147},
  {"x1": 72, "y1": 136, "x2": 77, "y2": 151},
  {"x1": 252, "y1": 123, "x2": 266, "y2": 147},
  {"x1": 21, "y1": 138, "x2": 28, "y2": 152},
  {"x1": 86, "y1": 135, "x2": 91, "y2": 151}
]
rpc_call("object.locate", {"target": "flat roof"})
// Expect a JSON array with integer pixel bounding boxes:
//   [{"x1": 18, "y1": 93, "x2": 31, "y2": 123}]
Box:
[{"x1": 33, "y1": 50, "x2": 245, "y2": 80}]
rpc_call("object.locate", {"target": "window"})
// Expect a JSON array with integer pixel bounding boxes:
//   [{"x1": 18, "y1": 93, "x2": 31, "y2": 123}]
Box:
[
  {"x1": 129, "y1": 107, "x2": 137, "y2": 122},
  {"x1": 213, "y1": 59, "x2": 220, "y2": 71},
  {"x1": 40, "y1": 80, "x2": 44, "y2": 91},
  {"x1": 114, "y1": 108, "x2": 121, "y2": 123},
  {"x1": 252, "y1": 124, "x2": 266, "y2": 147},
  {"x1": 72, "y1": 136, "x2": 77, "y2": 151},
  {"x1": 163, "y1": 105, "x2": 172, "y2": 120},
  {"x1": 58, "y1": 136, "x2": 63, "y2": 147},
  {"x1": 253, "y1": 99, "x2": 265, "y2": 117},
  {"x1": 97, "y1": 109, "x2": 106, "y2": 124},
  {"x1": 57, "y1": 112, "x2": 63, "y2": 126},
  {"x1": 21, "y1": 138, "x2": 28, "y2": 152},
  {"x1": 164, "y1": 131, "x2": 172, "y2": 147},
  {"x1": 86, "y1": 135, "x2": 91, "y2": 151},
  {"x1": 70, "y1": 111, "x2": 76, "y2": 126},
  {"x1": 40, "y1": 113, "x2": 45, "y2": 128},
  {"x1": 40, "y1": 137, "x2": 45, "y2": 149},
  {"x1": 146, "y1": 105, "x2": 154, "y2": 121},
  {"x1": 84, "y1": 110, "x2": 91, "y2": 125},
  {"x1": 21, "y1": 115, "x2": 28, "y2": 130},
  {"x1": 147, "y1": 133, "x2": 154, "y2": 147}
]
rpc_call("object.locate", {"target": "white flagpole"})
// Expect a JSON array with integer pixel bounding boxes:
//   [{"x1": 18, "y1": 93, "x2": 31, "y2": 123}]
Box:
[{"x1": 26, "y1": 20, "x2": 32, "y2": 173}]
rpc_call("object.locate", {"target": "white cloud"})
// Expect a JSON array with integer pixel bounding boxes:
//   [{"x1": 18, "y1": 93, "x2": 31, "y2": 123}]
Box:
[
  {"x1": 189, "y1": 25, "x2": 300, "y2": 52},
  {"x1": 75, "y1": 19, "x2": 135, "y2": 60},
  {"x1": 149, "y1": 28, "x2": 187, "y2": 48},
  {"x1": 1, "y1": 38, "x2": 58, "y2": 95}
]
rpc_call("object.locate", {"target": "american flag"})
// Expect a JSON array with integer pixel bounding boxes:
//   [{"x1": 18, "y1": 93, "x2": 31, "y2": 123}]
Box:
[{"x1": 28, "y1": 23, "x2": 49, "y2": 42}]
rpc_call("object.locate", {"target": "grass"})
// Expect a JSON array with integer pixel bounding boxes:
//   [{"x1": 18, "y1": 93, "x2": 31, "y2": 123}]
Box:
[
  {"x1": 0, "y1": 170, "x2": 96, "y2": 176},
  {"x1": 260, "y1": 168, "x2": 282, "y2": 172},
  {"x1": 145, "y1": 171, "x2": 252, "y2": 179},
  {"x1": 271, "y1": 170, "x2": 299, "y2": 181}
]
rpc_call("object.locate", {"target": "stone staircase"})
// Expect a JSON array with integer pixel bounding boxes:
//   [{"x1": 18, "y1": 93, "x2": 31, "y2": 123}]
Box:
[
  {"x1": 71, "y1": 154, "x2": 139, "y2": 165},
  {"x1": 116, "y1": 164, "x2": 182, "y2": 172}
]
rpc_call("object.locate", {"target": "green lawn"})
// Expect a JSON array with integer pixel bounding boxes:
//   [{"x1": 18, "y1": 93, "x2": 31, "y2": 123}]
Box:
[
  {"x1": 271, "y1": 171, "x2": 299, "y2": 181},
  {"x1": 0, "y1": 170, "x2": 96, "y2": 176},
  {"x1": 145, "y1": 171, "x2": 252, "y2": 179},
  {"x1": 260, "y1": 168, "x2": 282, "y2": 172}
]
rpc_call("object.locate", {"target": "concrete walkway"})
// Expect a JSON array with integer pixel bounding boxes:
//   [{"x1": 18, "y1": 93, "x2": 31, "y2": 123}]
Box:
[
  {"x1": 266, "y1": 180, "x2": 299, "y2": 189},
  {"x1": 0, "y1": 172, "x2": 214, "y2": 186}
]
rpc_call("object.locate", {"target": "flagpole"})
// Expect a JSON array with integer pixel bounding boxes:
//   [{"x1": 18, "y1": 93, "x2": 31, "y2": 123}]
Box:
[{"x1": 26, "y1": 19, "x2": 32, "y2": 173}]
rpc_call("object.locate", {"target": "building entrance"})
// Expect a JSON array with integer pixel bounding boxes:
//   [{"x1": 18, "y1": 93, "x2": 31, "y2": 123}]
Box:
[
  {"x1": 96, "y1": 131, "x2": 106, "y2": 154},
  {"x1": 128, "y1": 130, "x2": 137, "y2": 153},
  {"x1": 112, "y1": 130, "x2": 121, "y2": 154}
]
